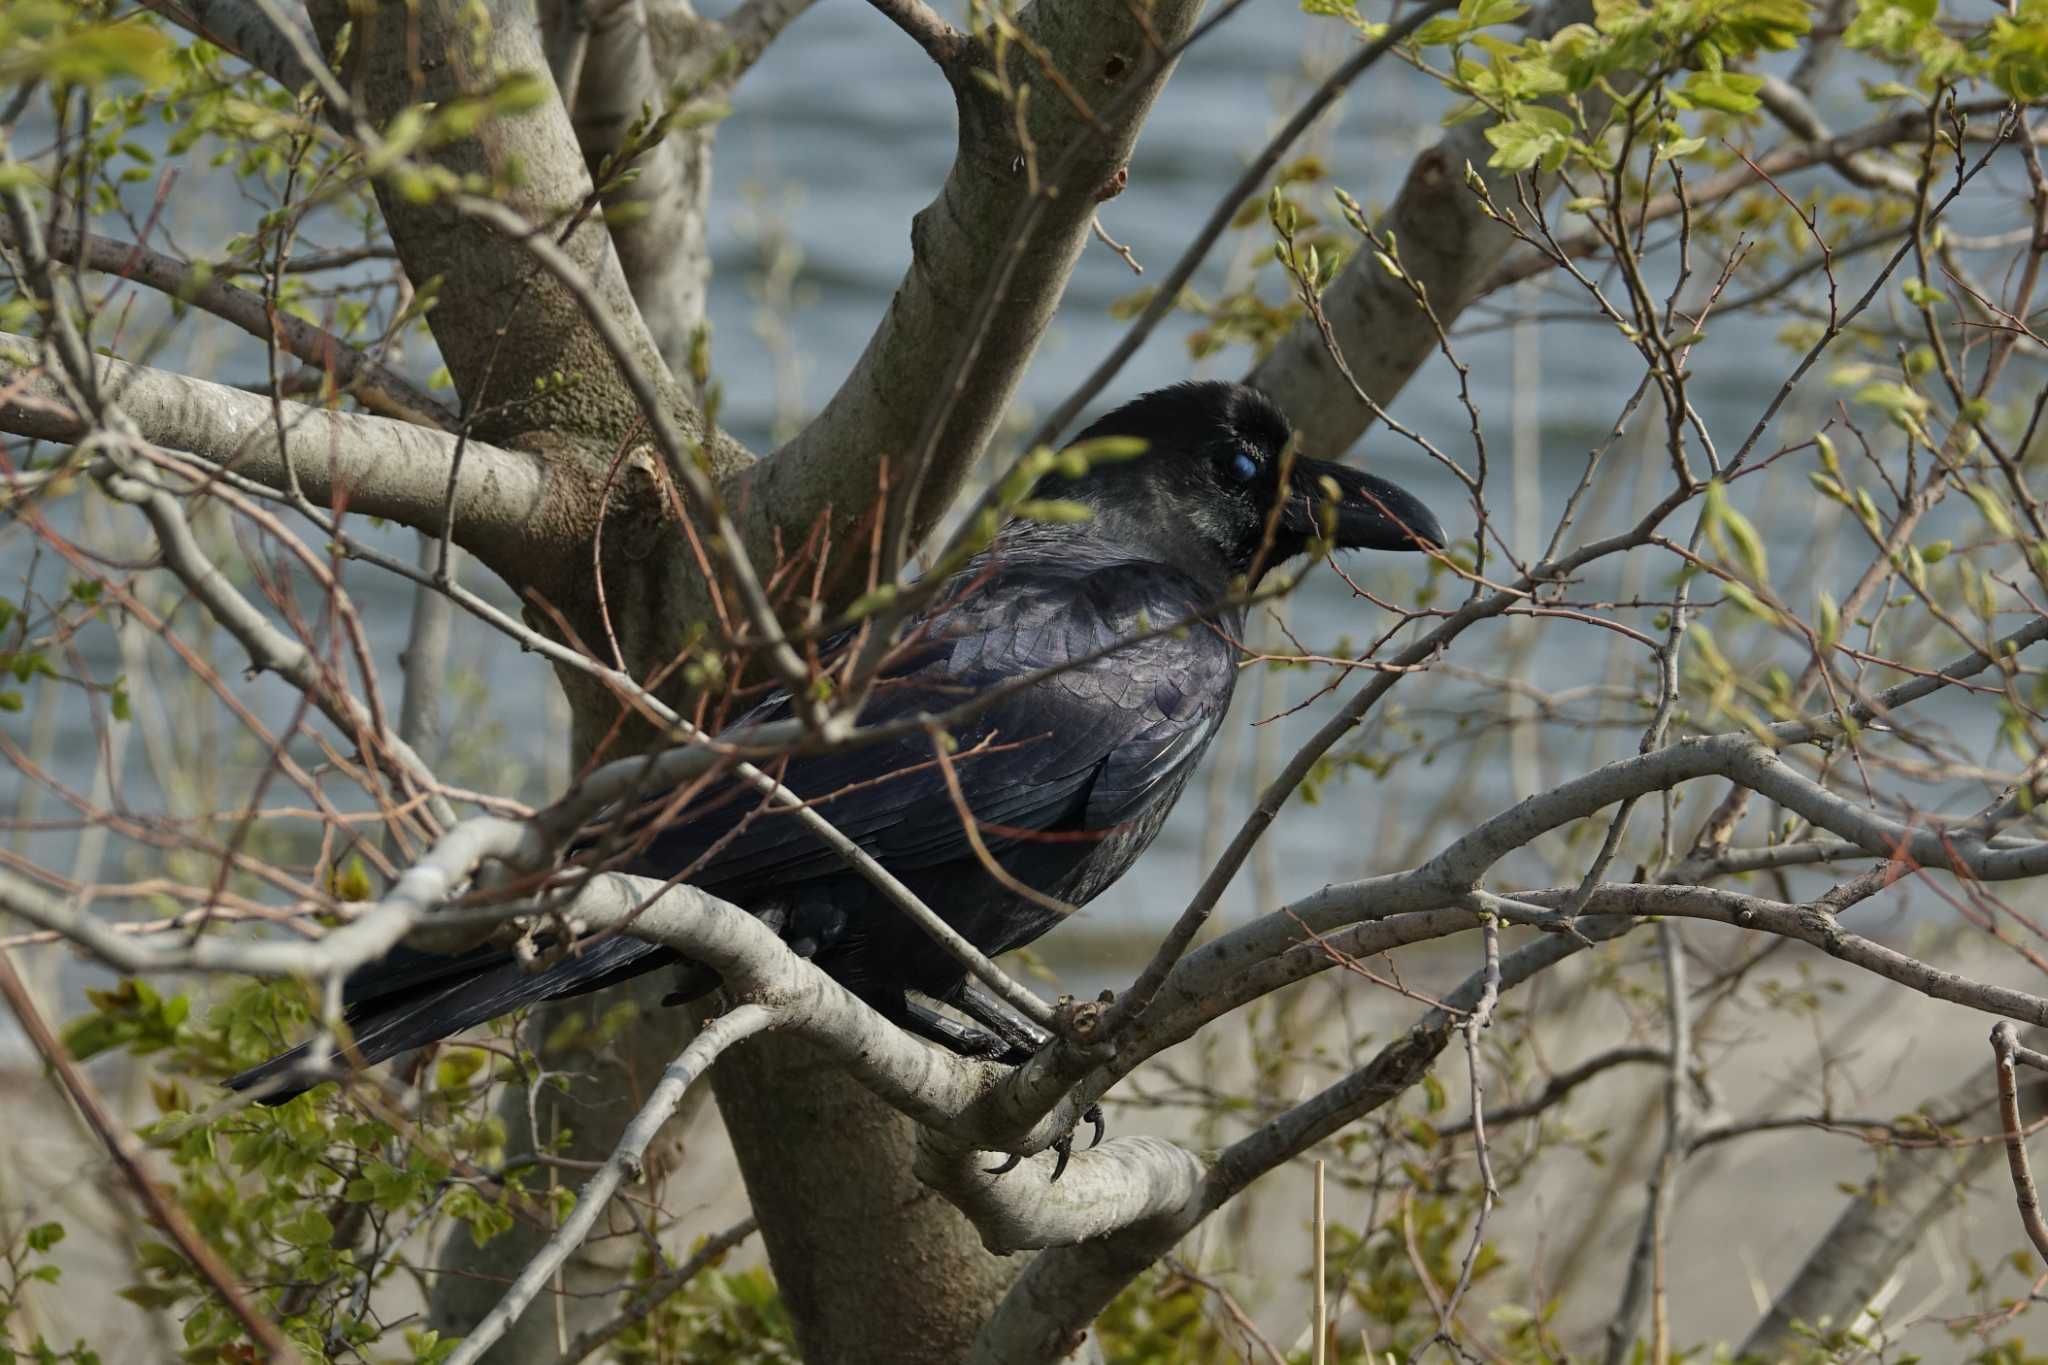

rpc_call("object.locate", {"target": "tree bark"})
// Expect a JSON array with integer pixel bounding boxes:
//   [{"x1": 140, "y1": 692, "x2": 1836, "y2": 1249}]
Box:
[
  {"x1": 305, "y1": 0, "x2": 740, "y2": 463},
  {"x1": 1247, "y1": 0, "x2": 1597, "y2": 455},
  {"x1": 713, "y1": 1034, "x2": 1021, "y2": 1365}
]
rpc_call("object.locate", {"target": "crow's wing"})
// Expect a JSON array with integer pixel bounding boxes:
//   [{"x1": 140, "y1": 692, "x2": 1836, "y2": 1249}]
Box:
[{"x1": 622, "y1": 554, "x2": 1237, "y2": 890}]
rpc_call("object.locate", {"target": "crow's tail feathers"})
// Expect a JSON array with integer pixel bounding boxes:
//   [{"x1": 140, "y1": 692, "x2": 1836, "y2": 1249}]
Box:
[{"x1": 224, "y1": 937, "x2": 710, "y2": 1104}]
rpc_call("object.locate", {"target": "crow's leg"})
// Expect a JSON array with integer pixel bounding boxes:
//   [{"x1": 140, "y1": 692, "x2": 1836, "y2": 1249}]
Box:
[
  {"x1": 941, "y1": 981, "x2": 1105, "y2": 1180},
  {"x1": 950, "y1": 978, "x2": 1052, "y2": 1065},
  {"x1": 898, "y1": 998, "x2": 1010, "y2": 1059}
]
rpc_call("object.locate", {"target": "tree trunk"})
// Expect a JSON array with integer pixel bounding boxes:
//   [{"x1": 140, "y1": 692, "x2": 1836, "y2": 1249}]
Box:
[{"x1": 712, "y1": 1034, "x2": 1021, "y2": 1364}]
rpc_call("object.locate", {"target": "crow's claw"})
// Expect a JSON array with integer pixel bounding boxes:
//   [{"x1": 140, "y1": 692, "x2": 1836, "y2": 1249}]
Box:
[
  {"x1": 1049, "y1": 1136, "x2": 1072, "y2": 1183},
  {"x1": 986, "y1": 1129, "x2": 1081, "y2": 1181},
  {"x1": 985, "y1": 1104, "x2": 1104, "y2": 1180}
]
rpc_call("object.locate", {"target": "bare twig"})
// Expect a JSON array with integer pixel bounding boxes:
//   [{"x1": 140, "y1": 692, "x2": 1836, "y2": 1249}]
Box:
[{"x1": 1991, "y1": 1022, "x2": 2048, "y2": 1266}]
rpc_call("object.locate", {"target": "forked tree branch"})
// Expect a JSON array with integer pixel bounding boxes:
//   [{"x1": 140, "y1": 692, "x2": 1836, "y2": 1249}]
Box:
[
  {"x1": 1992, "y1": 1022, "x2": 2048, "y2": 1264},
  {"x1": 737, "y1": 0, "x2": 1207, "y2": 598},
  {"x1": 300, "y1": 0, "x2": 721, "y2": 456}
]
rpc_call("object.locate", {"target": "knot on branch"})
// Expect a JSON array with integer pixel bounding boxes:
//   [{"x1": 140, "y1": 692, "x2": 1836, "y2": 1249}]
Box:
[{"x1": 1057, "y1": 991, "x2": 1111, "y2": 1045}]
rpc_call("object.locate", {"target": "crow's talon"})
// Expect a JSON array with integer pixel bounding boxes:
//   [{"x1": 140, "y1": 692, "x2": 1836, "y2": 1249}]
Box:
[
  {"x1": 1084, "y1": 1102, "x2": 1105, "y2": 1149},
  {"x1": 986, "y1": 1123, "x2": 1088, "y2": 1181}
]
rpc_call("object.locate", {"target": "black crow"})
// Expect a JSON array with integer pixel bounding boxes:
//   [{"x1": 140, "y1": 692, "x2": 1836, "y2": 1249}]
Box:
[{"x1": 230, "y1": 381, "x2": 1444, "y2": 1102}]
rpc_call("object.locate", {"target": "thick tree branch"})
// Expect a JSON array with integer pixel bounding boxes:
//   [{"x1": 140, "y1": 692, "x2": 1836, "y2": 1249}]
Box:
[
  {"x1": 868, "y1": 0, "x2": 967, "y2": 65},
  {"x1": 737, "y1": 0, "x2": 1205, "y2": 600},
  {"x1": 915, "y1": 1134, "x2": 1206, "y2": 1255},
  {"x1": 303, "y1": 0, "x2": 723, "y2": 456},
  {"x1": 0, "y1": 332, "x2": 561, "y2": 571},
  {"x1": 0, "y1": 818, "x2": 533, "y2": 989},
  {"x1": 1027, "y1": 0, "x2": 1459, "y2": 454},
  {"x1": 136, "y1": 0, "x2": 318, "y2": 92},
  {"x1": 561, "y1": 0, "x2": 732, "y2": 376},
  {"x1": 716, "y1": 0, "x2": 819, "y2": 79}
]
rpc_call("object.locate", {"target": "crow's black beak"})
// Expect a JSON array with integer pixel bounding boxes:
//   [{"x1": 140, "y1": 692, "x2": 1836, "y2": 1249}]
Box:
[{"x1": 1282, "y1": 457, "x2": 1446, "y2": 552}]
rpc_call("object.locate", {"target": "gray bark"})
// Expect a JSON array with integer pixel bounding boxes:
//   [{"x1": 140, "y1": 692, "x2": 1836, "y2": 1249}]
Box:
[
  {"x1": 560, "y1": 0, "x2": 720, "y2": 378},
  {"x1": 305, "y1": 0, "x2": 741, "y2": 463},
  {"x1": 0, "y1": 334, "x2": 565, "y2": 574},
  {"x1": 713, "y1": 1036, "x2": 1021, "y2": 1365}
]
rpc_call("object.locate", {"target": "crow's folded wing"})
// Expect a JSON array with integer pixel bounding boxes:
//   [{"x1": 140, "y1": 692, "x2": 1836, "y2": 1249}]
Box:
[{"x1": 621, "y1": 556, "x2": 1238, "y2": 891}]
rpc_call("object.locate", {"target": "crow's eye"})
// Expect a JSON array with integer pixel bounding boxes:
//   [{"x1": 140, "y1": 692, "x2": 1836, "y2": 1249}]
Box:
[{"x1": 1226, "y1": 450, "x2": 1260, "y2": 482}]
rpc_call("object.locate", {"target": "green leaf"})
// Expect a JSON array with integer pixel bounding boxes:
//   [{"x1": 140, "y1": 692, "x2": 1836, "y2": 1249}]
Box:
[
  {"x1": 1484, "y1": 115, "x2": 1569, "y2": 171},
  {"x1": 1010, "y1": 499, "x2": 1095, "y2": 525},
  {"x1": 1681, "y1": 71, "x2": 1764, "y2": 114},
  {"x1": 281, "y1": 1206, "x2": 333, "y2": 1250},
  {"x1": 329, "y1": 854, "x2": 374, "y2": 903},
  {"x1": 491, "y1": 71, "x2": 552, "y2": 114},
  {"x1": 1966, "y1": 483, "x2": 2016, "y2": 538}
]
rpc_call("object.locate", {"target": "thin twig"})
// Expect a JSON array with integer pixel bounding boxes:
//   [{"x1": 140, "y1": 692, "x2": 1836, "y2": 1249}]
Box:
[{"x1": 1991, "y1": 1021, "x2": 2048, "y2": 1265}]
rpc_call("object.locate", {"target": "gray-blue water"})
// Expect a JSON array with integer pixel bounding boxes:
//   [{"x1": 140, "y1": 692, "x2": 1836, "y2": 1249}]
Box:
[{"x1": 4, "y1": 1, "x2": 2037, "y2": 970}]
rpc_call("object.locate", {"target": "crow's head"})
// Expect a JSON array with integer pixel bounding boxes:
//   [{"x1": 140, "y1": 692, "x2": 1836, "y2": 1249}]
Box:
[{"x1": 1032, "y1": 381, "x2": 1446, "y2": 584}]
